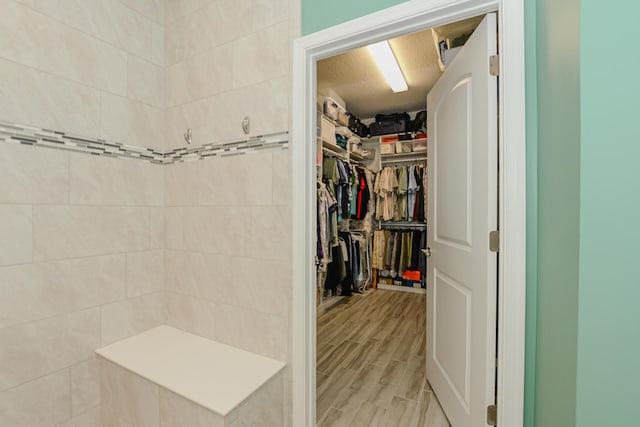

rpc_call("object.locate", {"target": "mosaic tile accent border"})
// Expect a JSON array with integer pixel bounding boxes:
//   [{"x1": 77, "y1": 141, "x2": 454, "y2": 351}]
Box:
[
  {"x1": 0, "y1": 120, "x2": 288, "y2": 165},
  {"x1": 164, "y1": 131, "x2": 289, "y2": 164}
]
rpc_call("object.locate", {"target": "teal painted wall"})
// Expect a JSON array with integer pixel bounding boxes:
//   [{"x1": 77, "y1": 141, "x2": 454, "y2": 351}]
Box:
[
  {"x1": 576, "y1": 1, "x2": 640, "y2": 425},
  {"x1": 533, "y1": 0, "x2": 580, "y2": 426},
  {"x1": 523, "y1": 0, "x2": 538, "y2": 424}
]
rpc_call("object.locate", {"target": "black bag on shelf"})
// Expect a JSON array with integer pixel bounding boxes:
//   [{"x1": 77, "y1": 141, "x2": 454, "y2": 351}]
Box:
[
  {"x1": 409, "y1": 110, "x2": 427, "y2": 132},
  {"x1": 348, "y1": 115, "x2": 370, "y2": 138},
  {"x1": 370, "y1": 112, "x2": 410, "y2": 136}
]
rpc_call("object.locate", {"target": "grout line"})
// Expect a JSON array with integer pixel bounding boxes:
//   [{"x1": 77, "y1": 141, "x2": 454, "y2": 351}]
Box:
[{"x1": 0, "y1": 365, "x2": 72, "y2": 397}]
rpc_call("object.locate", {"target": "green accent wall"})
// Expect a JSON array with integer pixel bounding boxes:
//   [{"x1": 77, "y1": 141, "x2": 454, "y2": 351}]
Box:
[
  {"x1": 523, "y1": 0, "x2": 538, "y2": 424},
  {"x1": 534, "y1": 0, "x2": 580, "y2": 426},
  {"x1": 576, "y1": 1, "x2": 640, "y2": 425}
]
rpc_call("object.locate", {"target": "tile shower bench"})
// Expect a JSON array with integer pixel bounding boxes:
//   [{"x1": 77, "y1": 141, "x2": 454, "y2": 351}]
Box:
[{"x1": 95, "y1": 326, "x2": 286, "y2": 427}]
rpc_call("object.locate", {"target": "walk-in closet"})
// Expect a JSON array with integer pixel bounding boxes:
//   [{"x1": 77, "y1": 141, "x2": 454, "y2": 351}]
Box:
[{"x1": 314, "y1": 14, "x2": 485, "y2": 427}]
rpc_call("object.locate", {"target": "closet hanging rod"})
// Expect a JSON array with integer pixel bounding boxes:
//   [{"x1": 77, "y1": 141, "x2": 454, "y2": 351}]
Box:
[
  {"x1": 381, "y1": 158, "x2": 428, "y2": 165},
  {"x1": 379, "y1": 221, "x2": 427, "y2": 230}
]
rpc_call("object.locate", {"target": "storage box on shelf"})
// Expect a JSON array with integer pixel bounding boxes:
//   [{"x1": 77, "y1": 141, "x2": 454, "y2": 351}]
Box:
[
  {"x1": 412, "y1": 138, "x2": 427, "y2": 152},
  {"x1": 319, "y1": 115, "x2": 336, "y2": 145}
]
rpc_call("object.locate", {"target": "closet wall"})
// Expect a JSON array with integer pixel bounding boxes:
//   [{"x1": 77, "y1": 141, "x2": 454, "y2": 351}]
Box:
[{"x1": 0, "y1": 1, "x2": 165, "y2": 426}]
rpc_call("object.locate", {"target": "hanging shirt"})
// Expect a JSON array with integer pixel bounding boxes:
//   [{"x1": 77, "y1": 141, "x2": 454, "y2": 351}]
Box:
[
  {"x1": 407, "y1": 165, "x2": 419, "y2": 221},
  {"x1": 396, "y1": 167, "x2": 408, "y2": 221}
]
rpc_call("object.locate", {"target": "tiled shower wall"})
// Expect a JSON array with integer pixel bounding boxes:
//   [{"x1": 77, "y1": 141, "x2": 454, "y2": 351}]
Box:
[
  {"x1": 162, "y1": 0, "x2": 298, "y2": 425},
  {"x1": 163, "y1": 0, "x2": 294, "y2": 360},
  {"x1": 0, "y1": 0, "x2": 299, "y2": 426},
  {"x1": 0, "y1": 1, "x2": 166, "y2": 426}
]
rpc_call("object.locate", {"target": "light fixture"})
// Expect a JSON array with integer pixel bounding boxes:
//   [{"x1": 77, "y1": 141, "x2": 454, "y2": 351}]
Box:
[{"x1": 367, "y1": 40, "x2": 408, "y2": 93}]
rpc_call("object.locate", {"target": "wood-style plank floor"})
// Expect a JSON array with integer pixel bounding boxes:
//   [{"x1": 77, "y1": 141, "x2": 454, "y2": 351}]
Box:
[{"x1": 316, "y1": 289, "x2": 451, "y2": 427}]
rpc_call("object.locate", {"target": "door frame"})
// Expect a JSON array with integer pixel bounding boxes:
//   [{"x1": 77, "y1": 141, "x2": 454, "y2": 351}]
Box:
[{"x1": 291, "y1": 0, "x2": 526, "y2": 425}]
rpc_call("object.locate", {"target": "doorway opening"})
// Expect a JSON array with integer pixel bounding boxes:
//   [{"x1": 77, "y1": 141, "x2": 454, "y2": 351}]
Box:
[{"x1": 292, "y1": 1, "x2": 526, "y2": 426}]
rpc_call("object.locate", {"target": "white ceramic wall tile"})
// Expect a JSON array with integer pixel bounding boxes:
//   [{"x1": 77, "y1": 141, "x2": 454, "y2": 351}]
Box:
[
  {"x1": 71, "y1": 357, "x2": 100, "y2": 416},
  {"x1": 126, "y1": 250, "x2": 164, "y2": 297},
  {"x1": 164, "y1": 292, "x2": 217, "y2": 341},
  {"x1": 33, "y1": 0, "x2": 153, "y2": 60},
  {"x1": 0, "y1": 2, "x2": 127, "y2": 94},
  {"x1": 0, "y1": 58, "x2": 102, "y2": 138},
  {"x1": 214, "y1": 303, "x2": 287, "y2": 361},
  {"x1": 164, "y1": 250, "x2": 230, "y2": 301},
  {"x1": 127, "y1": 55, "x2": 164, "y2": 107},
  {"x1": 151, "y1": 22, "x2": 164, "y2": 66},
  {"x1": 215, "y1": 207, "x2": 252, "y2": 256},
  {"x1": 164, "y1": 0, "x2": 211, "y2": 25},
  {"x1": 198, "y1": 152, "x2": 274, "y2": 206},
  {"x1": 33, "y1": 205, "x2": 150, "y2": 261},
  {"x1": 100, "y1": 292, "x2": 164, "y2": 345},
  {"x1": 164, "y1": 18, "x2": 187, "y2": 66},
  {"x1": 69, "y1": 153, "x2": 163, "y2": 206},
  {"x1": 232, "y1": 23, "x2": 289, "y2": 89},
  {"x1": 159, "y1": 388, "x2": 224, "y2": 427},
  {"x1": 288, "y1": 0, "x2": 302, "y2": 41},
  {"x1": 251, "y1": 0, "x2": 289, "y2": 31},
  {"x1": 150, "y1": 207, "x2": 165, "y2": 249},
  {"x1": 100, "y1": 358, "x2": 160, "y2": 427},
  {"x1": 250, "y1": 206, "x2": 291, "y2": 261},
  {"x1": 213, "y1": 77, "x2": 288, "y2": 142},
  {"x1": 272, "y1": 149, "x2": 291, "y2": 206},
  {"x1": 163, "y1": 96, "x2": 217, "y2": 150},
  {"x1": 101, "y1": 92, "x2": 164, "y2": 151},
  {"x1": 164, "y1": 207, "x2": 203, "y2": 251},
  {"x1": 12, "y1": 0, "x2": 35, "y2": 6},
  {"x1": 165, "y1": 43, "x2": 233, "y2": 107},
  {"x1": 127, "y1": 250, "x2": 164, "y2": 297},
  {"x1": 0, "y1": 143, "x2": 69, "y2": 204},
  {"x1": 0, "y1": 308, "x2": 100, "y2": 391},
  {"x1": 228, "y1": 372, "x2": 284, "y2": 427},
  {"x1": 120, "y1": 0, "x2": 164, "y2": 24},
  {"x1": 0, "y1": 369, "x2": 70, "y2": 427},
  {"x1": 0, "y1": 254, "x2": 126, "y2": 328},
  {"x1": 69, "y1": 154, "x2": 163, "y2": 206},
  {"x1": 164, "y1": 206, "x2": 249, "y2": 254},
  {"x1": 184, "y1": 0, "x2": 252, "y2": 61},
  {"x1": 164, "y1": 161, "x2": 201, "y2": 206},
  {"x1": 218, "y1": 257, "x2": 289, "y2": 317},
  {"x1": 56, "y1": 406, "x2": 102, "y2": 427},
  {"x1": 0, "y1": 205, "x2": 32, "y2": 266}
]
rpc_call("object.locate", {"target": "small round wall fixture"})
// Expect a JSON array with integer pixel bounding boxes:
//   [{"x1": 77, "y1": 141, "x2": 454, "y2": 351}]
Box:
[{"x1": 184, "y1": 128, "x2": 192, "y2": 144}]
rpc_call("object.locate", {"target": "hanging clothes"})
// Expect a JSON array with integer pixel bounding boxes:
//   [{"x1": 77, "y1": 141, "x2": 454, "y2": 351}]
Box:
[{"x1": 374, "y1": 229, "x2": 427, "y2": 288}]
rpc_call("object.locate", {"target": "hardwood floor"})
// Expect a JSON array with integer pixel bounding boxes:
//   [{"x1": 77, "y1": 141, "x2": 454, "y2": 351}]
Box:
[{"x1": 316, "y1": 289, "x2": 451, "y2": 427}]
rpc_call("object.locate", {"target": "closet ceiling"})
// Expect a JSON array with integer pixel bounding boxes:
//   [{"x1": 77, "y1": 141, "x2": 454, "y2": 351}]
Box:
[{"x1": 317, "y1": 15, "x2": 484, "y2": 119}]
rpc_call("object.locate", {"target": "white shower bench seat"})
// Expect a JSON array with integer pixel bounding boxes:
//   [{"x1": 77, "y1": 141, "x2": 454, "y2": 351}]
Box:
[{"x1": 95, "y1": 325, "x2": 286, "y2": 427}]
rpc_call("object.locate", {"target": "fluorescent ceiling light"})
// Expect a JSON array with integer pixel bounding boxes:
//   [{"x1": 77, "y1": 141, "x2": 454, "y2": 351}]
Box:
[{"x1": 367, "y1": 41, "x2": 408, "y2": 93}]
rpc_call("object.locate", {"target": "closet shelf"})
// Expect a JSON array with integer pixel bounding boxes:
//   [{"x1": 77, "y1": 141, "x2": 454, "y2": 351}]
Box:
[
  {"x1": 349, "y1": 151, "x2": 371, "y2": 162},
  {"x1": 319, "y1": 137, "x2": 348, "y2": 153}
]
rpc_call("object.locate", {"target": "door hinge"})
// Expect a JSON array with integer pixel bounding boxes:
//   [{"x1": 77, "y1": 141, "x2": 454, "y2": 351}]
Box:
[
  {"x1": 487, "y1": 404, "x2": 497, "y2": 426},
  {"x1": 489, "y1": 54, "x2": 499, "y2": 76},
  {"x1": 489, "y1": 230, "x2": 500, "y2": 252}
]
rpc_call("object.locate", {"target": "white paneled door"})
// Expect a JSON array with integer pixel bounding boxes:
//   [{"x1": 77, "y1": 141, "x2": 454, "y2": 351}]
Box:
[{"x1": 426, "y1": 13, "x2": 498, "y2": 427}]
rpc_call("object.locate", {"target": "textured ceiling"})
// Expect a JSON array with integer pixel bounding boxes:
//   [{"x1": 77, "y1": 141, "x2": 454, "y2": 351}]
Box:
[{"x1": 317, "y1": 15, "x2": 484, "y2": 119}]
